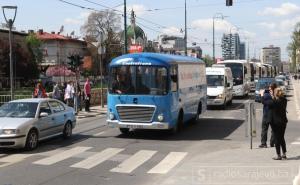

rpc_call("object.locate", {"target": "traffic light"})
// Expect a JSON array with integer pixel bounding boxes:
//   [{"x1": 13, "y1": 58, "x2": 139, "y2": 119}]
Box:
[
  {"x1": 67, "y1": 54, "x2": 83, "y2": 72},
  {"x1": 226, "y1": 0, "x2": 233, "y2": 6}
]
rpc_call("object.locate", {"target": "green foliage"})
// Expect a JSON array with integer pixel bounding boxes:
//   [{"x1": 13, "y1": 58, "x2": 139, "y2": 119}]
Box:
[
  {"x1": 202, "y1": 54, "x2": 215, "y2": 67},
  {"x1": 287, "y1": 22, "x2": 300, "y2": 72},
  {"x1": 26, "y1": 33, "x2": 43, "y2": 64}
]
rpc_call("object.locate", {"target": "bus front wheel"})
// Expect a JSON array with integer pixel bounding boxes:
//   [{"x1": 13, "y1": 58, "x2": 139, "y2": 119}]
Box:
[
  {"x1": 119, "y1": 128, "x2": 130, "y2": 135},
  {"x1": 169, "y1": 112, "x2": 183, "y2": 134}
]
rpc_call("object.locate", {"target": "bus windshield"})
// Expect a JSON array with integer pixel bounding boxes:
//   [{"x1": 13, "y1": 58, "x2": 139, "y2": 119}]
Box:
[
  {"x1": 207, "y1": 75, "x2": 224, "y2": 87},
  {"x1": 109, "y1": 66, "x2": 168, "y2": 95},
  {"x1": 223, "y1": 63, "x2": 243, "y2": 86}
]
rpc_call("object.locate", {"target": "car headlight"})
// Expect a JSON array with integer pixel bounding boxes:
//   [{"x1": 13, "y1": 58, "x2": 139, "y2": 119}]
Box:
[
  {"x1": 157, "y1": 114, "x2": 164, "y2": 122},
  {"x1": 109, "y1": 112, "x2": 115, "y2": 120},
  {"x1": 1, "y1": 129, "x2": 20, "y2": 135}
]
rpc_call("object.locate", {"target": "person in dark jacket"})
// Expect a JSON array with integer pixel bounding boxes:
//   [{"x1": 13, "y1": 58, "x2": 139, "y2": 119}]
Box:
[
  {"x1": 271, "y1": 88, "x2": 288, "y2": 160},
  {"x1": 259, "y1": 83, "x2": 277, "y2": 148}
]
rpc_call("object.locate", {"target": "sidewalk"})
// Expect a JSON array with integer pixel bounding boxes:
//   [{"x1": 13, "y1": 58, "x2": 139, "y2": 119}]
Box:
[{"x1": 76, "y1": 105, "x2": 107, "y2": 120}]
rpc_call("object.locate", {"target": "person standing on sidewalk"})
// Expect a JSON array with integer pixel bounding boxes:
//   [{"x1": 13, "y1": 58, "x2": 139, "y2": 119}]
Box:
[
  {"x1": 64, "y1": 81, "x2": 75, "y2": 107},
  {"x1": 271, "y1": 88, "x2": 288, "y2": 160},
  {"x1": 52, "y1": 82, "x2": 61, "y2": 100},
  {"x1": 259, "y1": 83, "x2": 277, "y2": 148},
  {"x1": 33, "y1": 83, "x2": 47, "y2": 98},
  {"x1": 84, "y1": 77, "x2": 91, "y2": 112}
]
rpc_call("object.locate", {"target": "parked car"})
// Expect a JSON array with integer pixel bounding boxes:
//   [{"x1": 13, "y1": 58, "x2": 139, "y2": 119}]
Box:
[
  {"x1": 255, "y1": 78, "x2": 275, "y2": 102},
  {"x1": 275, "y1": 79, "x2": 287, "y2": 96},
  {"x1": 0, "y1": 98, "x2": 76, "y2": 150}
]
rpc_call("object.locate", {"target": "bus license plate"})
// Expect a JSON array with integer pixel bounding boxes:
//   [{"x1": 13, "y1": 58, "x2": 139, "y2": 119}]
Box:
[{"x1": 126, "y1": 125, "x2": 144, "y2": 129}]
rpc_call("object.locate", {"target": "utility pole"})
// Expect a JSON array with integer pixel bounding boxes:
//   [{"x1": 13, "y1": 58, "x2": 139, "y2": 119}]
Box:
[
  {"x1": 184, "y1": 0, "x2": 187, "y2": 56},
  {"x1": 124, "y1": 0, "x2": 128, "y2": 54}
]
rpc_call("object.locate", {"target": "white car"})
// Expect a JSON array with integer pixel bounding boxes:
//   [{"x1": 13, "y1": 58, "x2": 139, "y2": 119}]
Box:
[{"x1": 0, "y1": 98, "x2": 76, "y2": 150}]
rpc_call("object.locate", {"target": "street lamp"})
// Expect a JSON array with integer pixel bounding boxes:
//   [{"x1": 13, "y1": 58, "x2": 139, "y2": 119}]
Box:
[
  {"x1": 184, "y1": 0, "x2": 187, "y2": 56},
  {"x1": 213, "y1": 13, "x2": 227, "y2": 62},
  {"x1": 2, "y1": 6, "x2": 17, "y2": 100}
]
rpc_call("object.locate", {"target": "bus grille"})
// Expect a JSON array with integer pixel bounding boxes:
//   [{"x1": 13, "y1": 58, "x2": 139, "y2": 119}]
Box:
[{"x1": 116, "y1": 106, "x2": 155, "y2": 123}]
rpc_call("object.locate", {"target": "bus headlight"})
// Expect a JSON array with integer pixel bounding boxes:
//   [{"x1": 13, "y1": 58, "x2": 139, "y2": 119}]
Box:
[
  {"x1": 217, "y1": 94, "x2": 224, "y2": 99},
  {"x1": 109, "y1": 112, "x2": 115, "y2": 120},
  {"x1": 157, "y1": 114, "x2": 164, "y2": 122}
]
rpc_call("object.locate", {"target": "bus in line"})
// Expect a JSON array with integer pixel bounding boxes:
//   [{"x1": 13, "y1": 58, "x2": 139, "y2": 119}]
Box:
[
  {"x1": 107, "y1": 53, "x2": 207, "y2": 134},
  {"x1": 218, "y1": 60, "x2": 251, "y2": 97}
]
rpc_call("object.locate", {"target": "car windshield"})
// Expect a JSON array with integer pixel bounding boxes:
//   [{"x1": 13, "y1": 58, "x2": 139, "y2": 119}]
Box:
[
  {"x1": 256, "y1": 80, "x2": 274, "y2": 90},
  {"x1": 0, "y1": 102, "x2": 38, "y2": 118},
  {"x1": 109, "y1": 66, "x2": 168, "y2": 95},
  {"x1": 207, "y1": 75, "x2": 224, "y2": 87},
  {"x1": 276, "y1": 80, "x2": 284, "y2": 86}
]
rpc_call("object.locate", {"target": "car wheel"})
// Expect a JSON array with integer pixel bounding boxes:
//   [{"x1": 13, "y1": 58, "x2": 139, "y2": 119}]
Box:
[
  {"x1": 25, "y1": 129, "x2": 38, "y2": 151},
  {"x1": 119, "y1": 128, "x2": 130, "y2": 135},
  {"x1": 63, "y1": 122, "x2": 73, "y2": 139}
]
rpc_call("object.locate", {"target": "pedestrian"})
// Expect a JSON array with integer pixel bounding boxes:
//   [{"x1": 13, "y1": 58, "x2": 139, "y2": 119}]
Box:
[
  {"x1": 64, "y1": 81, "x2": 75, "y2": 107},
  {"x1": 77, "y1": 82, "x2": 82, "y2": 111},
  {"x1": 52, "y1": 82, "x2": 61, "y2": 100},
  {"x1": 263, "y1": 88, "x2": 288, "y2": 160},
  {"x1": 259, "y1": 83, "x2": 277, "y2": 148},
  {"x1": 84, "y1": 77, "x2": 91, "y2": 112},
  {"x1": 33, "y1": 83, "x2": 47, "y2": 98}
]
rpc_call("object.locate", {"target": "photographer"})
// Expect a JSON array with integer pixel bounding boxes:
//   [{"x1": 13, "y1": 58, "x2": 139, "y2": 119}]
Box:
[{"x1": 259, "y1": 83, "x2": 277, "y2": 148}]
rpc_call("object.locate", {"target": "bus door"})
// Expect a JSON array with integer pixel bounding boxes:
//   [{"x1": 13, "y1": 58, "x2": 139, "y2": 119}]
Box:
[{"x1": 170, "y1": 65, "x2": 180, "y2": 124}]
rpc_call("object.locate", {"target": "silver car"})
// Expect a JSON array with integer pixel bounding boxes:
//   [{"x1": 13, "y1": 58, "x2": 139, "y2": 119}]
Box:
[{"x1": 0, "y1": 98, "x2": 76, "y2": 150}]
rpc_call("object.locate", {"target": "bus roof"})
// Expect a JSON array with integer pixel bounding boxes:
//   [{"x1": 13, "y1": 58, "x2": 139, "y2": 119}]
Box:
[
  {"x1": 110, "y1": 52, "x2": 204, "y2": 67},
  {"x1": 218, "y1": 60, "x2": 248, "y2": 64}
]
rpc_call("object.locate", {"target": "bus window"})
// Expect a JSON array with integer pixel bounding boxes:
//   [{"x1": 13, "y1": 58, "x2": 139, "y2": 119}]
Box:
[{"x1": 170, "y1": 65, "x2": 178, "y2": 92}]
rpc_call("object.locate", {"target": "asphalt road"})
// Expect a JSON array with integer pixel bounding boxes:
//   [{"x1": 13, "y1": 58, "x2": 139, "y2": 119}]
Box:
[{"x1": 0, "y1": 85, "x2": 299, "y2": 185}]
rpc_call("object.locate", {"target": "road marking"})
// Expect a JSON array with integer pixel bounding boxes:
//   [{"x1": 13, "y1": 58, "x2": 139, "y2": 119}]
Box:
[
  {"x1": 292, "y1": 142, "x2": 300, "y2": 145},
  {"x1": 93, "y1": 131, "x2": 105, "y2": 137},
  {"x1": 33, "y1": 146, "x2": 92, "y2": 165},
  {"x1": 148, "y1": 152, "x2": 187, "y2": 174},
  {"x1": 0, "y1": 154, "x2": 33, "y2": 168},
  {"x1": 71, "y1": 148, "x2": 124, "y2": 169},
  {"x1": 110, "y1": 150, "x2": 157, "y2": 173}
]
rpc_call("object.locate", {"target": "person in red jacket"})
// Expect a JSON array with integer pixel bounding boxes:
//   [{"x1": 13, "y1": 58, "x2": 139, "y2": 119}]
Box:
[{"x1": 33, "y1": 83, "x2": 47, "y2": 98}]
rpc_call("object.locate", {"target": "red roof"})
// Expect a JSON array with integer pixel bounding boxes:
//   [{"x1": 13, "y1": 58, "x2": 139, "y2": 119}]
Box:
[{"x1": 36, "y1": 32, "x2": 85, "y2": 44}]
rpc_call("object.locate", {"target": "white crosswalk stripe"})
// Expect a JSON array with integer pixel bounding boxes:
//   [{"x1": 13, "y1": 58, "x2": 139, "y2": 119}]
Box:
[
  {"x1": 71, "y1": 148, "x2": 124, "y2": 169},
  {"x1": 110, "y1": 150, "x2": 157, "y2": 173},
  {"x1": 148, "y1": 152, "x2": 187, "y2": 174},
  {"x1": 0, "y1": 154, "x2": 33, "y2": 168},
  {"x1": 33, "y1": 146, "x2": 92, "y2": 165},
  {"x1": 292, "y1": 142, "x2": 300, "y2": 145}
]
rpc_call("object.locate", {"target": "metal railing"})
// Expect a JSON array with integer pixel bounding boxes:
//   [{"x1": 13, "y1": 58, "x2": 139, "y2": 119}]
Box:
[{"x1": 0, "y1": 95, "x2": 32, "y2": 106}]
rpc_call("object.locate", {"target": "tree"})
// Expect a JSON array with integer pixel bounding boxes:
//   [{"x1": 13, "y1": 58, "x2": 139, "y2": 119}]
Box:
[
  {"x1": 202, "y1": 54, "x2": 215, "y2": 67},
  {"x1": 81, "y1": 10, "x2": 123, "y2": 76},
  {"x1": 0, "y1": 39, "x2": 39, "y2": 87},
  {"x1": 287, "y1": 22, "x2": 300, "y2": 72},
  {"x1": 26, "y1": 33, "x2": 43, "y2": 64}
]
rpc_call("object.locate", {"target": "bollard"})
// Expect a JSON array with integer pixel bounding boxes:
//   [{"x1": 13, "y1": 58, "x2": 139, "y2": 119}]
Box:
[{"x1": 245, "y1": 100, "x2": 257, "y2": 149}]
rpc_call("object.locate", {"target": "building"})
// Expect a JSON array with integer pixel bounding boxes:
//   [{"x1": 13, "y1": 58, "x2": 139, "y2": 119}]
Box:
[
  {"x1": 239, "y1": 42, "x2": 246, "y2": 60},
  {"x1": 36, "y1": 29, "x2": 87, "y2": 67},
  {"x1": 221, "y1": 33, "x2": 241, "y2": 60},
  {"x1": 260, "y1": 45, "x2": 281, "y2": 67},
  {"x1": 158, "y1": 35, "x2": 185, "y2": 54}
]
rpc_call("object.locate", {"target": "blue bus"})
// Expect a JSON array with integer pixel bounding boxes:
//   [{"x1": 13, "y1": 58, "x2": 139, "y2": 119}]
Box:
[{"x1": 106, "y1": 53, "x2": 207, "y2": 134}]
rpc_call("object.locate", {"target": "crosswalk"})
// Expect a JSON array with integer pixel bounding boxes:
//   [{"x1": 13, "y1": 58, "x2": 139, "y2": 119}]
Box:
[
  {"x1": 292, "y1": 137, "x2": 300, "y2": 145},
  {"x1": 0, "y1": 146, "x2": 187, "y2": 175}
]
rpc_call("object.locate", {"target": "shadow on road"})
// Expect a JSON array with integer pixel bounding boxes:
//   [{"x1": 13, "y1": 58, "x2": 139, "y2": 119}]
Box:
[{"x1": 116, "y1": 118, "x2": 244, "y2": 141}]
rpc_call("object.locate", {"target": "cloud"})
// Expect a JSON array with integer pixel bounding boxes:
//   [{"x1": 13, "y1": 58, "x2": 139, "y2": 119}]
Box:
[
  {"x1": 258, "y1": 22, "x2": 276, "y2": 29},
  {"x1": 258, "y1": 2, "x2": 300, "y2": 16},
  {"x1": 161, "y1": 26, "x2": 183, "y2": 36},
  {"x1": 64, "y1": 18, "x2": 82, "y2": 25},
  {"x1": 269, "y1": 31, "x2": 290, "y2": 38},
  {"x1": 191, "y1": 18, "x2": 232, "y2": 32},
  {"x1": 64, "y1": 11, "x2": 91, "y2": 25}
]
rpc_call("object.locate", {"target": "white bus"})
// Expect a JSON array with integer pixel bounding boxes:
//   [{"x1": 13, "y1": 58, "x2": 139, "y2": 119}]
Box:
[{"x1": 218, "y1": 60, "x2": 251, "y2": 97}]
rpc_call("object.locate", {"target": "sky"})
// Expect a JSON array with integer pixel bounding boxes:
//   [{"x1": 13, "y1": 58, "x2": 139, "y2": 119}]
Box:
[{"x1": 1, "y1": 0, "x2": 300, "y2": 61}]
